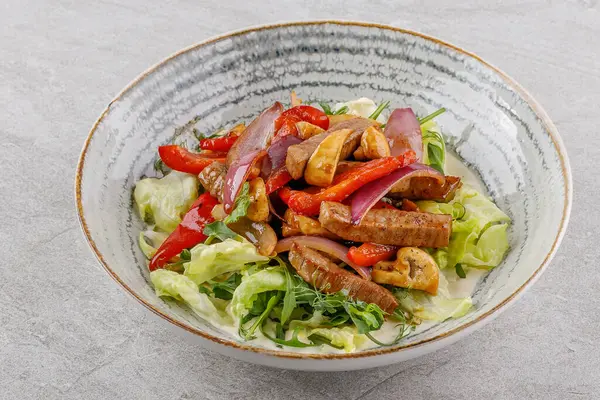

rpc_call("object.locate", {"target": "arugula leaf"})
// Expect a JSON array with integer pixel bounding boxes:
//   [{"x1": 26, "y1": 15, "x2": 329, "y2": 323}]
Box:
[
  {"x1": 307, "y1": 333, "x2": 345, "y2": 350},
  {"x1": 209, "y1": 273, "x2": 242, "y2": 300},
  {"x1": 455, "y1": 263, "x2": 467, "y2": 279},
  {"x1": 319, "y1": 102, "x2": 333, "y2": 115},
  {"x1": 224, "y1": 182, "x2": 250, "y2": 224},
  {"x1": 240, "y1": 291, "x2": 282, "y2": 340},
  {"x1": 344, "y1": 301, "x2": 385, "y2": 334},
  {"x1": 179, "y1": 249, "x2": 191, "y2": 261},
  {"x1": 202, "y1": 221, "x2": 238, "y2": 242},
  {"x1": 368, "y1": 101, "x2": 390, "y2": 120},
  {"x1": 280, "y1": 265, "x2": 297, "y2": 325},
  {"x1": 260, "y1": 325, "x2": 316, "y2": 348},
  {"x1": 333, "y1": 105, "x2": 349, "y2": 115},
  {"x1": 418, "y1": 107, "x2": 446, "y2": 125},
  {"x1": 427, "y1": 143, "x2": 445, "y2": 174}
]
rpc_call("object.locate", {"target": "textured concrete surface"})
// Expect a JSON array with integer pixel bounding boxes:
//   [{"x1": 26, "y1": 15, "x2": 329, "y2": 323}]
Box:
[{"x1": 1, "y1": 0, "x2": 598, "y2": 398}]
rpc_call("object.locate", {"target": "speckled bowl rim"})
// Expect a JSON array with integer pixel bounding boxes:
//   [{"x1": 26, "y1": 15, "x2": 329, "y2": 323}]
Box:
[{"x1": 75, "y1": 20, "x2": 572, "y2": 361}]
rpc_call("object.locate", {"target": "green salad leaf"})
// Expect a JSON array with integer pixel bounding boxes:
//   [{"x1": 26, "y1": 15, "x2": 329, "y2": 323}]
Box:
[
  {"x1": 138, "y1": 230, "x2": 169, "y2": 259},
  {"x1": 395, "y1": 272, "x2": 472, "y2": 322},
  {"x1": 418, "y1": 184, "x2": 511, "y2": 274},
  {"x1": 133, "y1": 171, "x2": 199, "y2": 233},
  {"x1": 183, "y1": 238, "x2": 268, "y2": 285},
  {"x1": 229, "y1": 268, "x2": 286, "y2": 318},
  {"x1": 421, "y1": 120, "x2": 446, "y2": 174},
  {"x1": 150, "y1": 269, "x2": 231, "y2": 325},
  {"x1": 224, "y1": 182, "x2": 251, "y2": 224}
]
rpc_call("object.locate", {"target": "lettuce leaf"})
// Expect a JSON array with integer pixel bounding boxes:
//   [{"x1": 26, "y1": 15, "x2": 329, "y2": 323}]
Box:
[
  {"x1": 133, "y1": 171, "x2": 199, "y2": 233},
  {"x1": 307, "y1": 327, "x2": 367, "y2": 353},
  {"x1": 183, "y1": 238, "x2": 269, "y2": 285},
  {"x1": 138, "y1": 230, "x2": 169, "y2": 259},
  {"x1": 461, "y1": 224, "x2": 510, "y2": 268},
  {"x1": 395, "y1": 272, "x2": 472, "y2": 322},
  {"x1": 229, "y1": 268, "x2": 286, "y2": 318},
  {"x1": 150, "y1": 269, "x2": 231, "y2": 325},
  {"x1": 417, "y1": 184, "x2": 511, "y2": 271},
  {"x1": 421, "y1": 120, "x2": 446, "y2": 174}
]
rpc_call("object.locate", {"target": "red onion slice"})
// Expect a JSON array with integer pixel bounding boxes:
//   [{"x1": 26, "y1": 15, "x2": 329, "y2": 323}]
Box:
[
  {"x1": 267, "y1": 134, "x2": 302, "y2": 171},
  {"x1": 384, "y1": 108, "x2": 423, "y2": 160},
  {"x1": 274, "y1": 236, "x2": 371, "y2": 280},
  {"x1": 223, "y1": 149, "x2": 264, "y2": 212},
  {"x1": 350, "y1": 163, "x2": 444, "y2": 224},
  {"x1": 226, "y1": 102, "x2": 283, "y2": 167}
]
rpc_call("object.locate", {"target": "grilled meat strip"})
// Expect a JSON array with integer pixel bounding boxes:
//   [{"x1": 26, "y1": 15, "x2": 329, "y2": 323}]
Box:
[
  {"x1": 318, "y1": 202, "x2": 451, "y2": 248},
  {"x1": 389, "y1": 175, "x2": 462, "y2": 202},
  {"x1": 288, "y1": 243, "x2": 399, "y2": 313}
]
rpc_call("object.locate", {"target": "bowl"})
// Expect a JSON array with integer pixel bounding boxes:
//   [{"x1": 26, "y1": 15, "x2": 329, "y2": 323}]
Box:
[{"x1": 75, "y1": 21, "x2": 572, "y2": 371}]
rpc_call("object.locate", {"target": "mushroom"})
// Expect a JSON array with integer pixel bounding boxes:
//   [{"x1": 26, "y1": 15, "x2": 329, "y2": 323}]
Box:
[
  {"x1": 247, "y1": 177, "x2": 269, "y2": 222},
  {"x1": 360, "y1": 126, "x2": 391, "y2": 159},
  {"x1": 372, "y1": 247, "x2": 439, "y2": 295},
  {"x1": 282, "y1": 209, "x2": 340, "y2": 239},
  {"x1": 304, "y1": 129, "x2": 352, "y2": 187},
  {"x1": 295, "y1": 121, "x2": 325, "y2": 140},
  {"x1": 353, "y1": 146, "x2": 367, "y2": 161}
]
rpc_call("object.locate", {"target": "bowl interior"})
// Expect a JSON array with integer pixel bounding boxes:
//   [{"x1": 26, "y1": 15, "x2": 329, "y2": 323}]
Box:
[{"x1": 77, "y1": 22, "x2": 569, "y2": 359}]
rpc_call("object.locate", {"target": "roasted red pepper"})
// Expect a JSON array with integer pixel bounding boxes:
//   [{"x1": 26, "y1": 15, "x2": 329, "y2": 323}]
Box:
[
  {"x1": 279, "y1": 105, "x2": 330, "y2": 130},
  {"x1": 199, "y1": 134, "x2": 238, "y2": 152},
  {"x1": 149, "y1": 193, "x2": 219, "y2": 271},
  {"x1": 159, "y1": 145, "x2": 225, "y2": 175},
  {"x1": 348, "y1": 243, "x2": 398, "y2": 267},
  {"x1": 265, "y1": 167, "x2": 293, "y2": 194},
  {"x1": 274, "y1": 105, "x2": 330, "y2": 138},
  {"x1": 372, "y1": 200, "x2": 397, "y2": 210},
  {"x1": 278, "y1": 186, "x2": 293, "y2": 205},
  {"x1": 286, "y1": 151, "x2": 416, "y2": 216}
]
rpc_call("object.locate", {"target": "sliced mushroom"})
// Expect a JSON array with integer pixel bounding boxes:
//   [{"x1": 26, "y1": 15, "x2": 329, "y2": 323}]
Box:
[
  {"x1": 353, "y1": 146, "x2": 367, "y2": 161},
  {"x1": 305, "y1": 129, "x2": 352, "y2": 187},
  {"x1": 282, "y1": 209, "x2": 340, "y2": 239},
  {"x1": 228, "y1": 218, "x2": 277, "y2": 256},
  {"x1": 247, "y1": 177, "x2": 269, "y2": 222},
  {"x1": 360, "y1": 126, "x2": 391, "y2": 159},
  {"x1": 296, "y1": 121, "x2": 325, "y2": 140},
  {"x1": 372, "y1": 247, "x2": 439, "y2": 295}
]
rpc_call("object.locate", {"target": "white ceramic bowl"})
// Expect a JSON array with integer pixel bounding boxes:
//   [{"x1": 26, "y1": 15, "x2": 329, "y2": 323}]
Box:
[{"x1": 75, "y1": 21, "x2": 572, "y2": 371}]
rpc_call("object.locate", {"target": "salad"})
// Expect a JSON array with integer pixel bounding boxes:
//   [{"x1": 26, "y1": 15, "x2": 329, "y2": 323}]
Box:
[{"x1": 134, "y1": 94, "x2": 511, "y2": 353}]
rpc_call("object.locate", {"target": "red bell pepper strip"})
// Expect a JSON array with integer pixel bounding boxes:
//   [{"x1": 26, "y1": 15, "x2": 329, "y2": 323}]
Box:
[
  {"x1": 265, "y1": 167, "x2": 293, "y2": 194},
  {"x1": 278, "y1": 186, "x2": 293, "y2": 205},
  {"x1": 148, "y1": 193, "x2": 219, "y2": 271},
  {"x1": 273, "y1": 105, "x2": 330, "y2": 139},
  {"x1": 286, "y1": 151, "x2": 416, "y2": 216},
  {"x1": 372, "y1": 200, "x2": 397, "y2": 210},
  {"x1": 278, "y1": 105, "x2": 330, "y2": 130},
  {"x1": 275, "y1": 117, "x2": 300, "y2": 138},
  {"x1": 199, "y1": 134, "x2": 238, "y2": 152},
  {"x1": 159, "y1": 145, "x2": 225, "y2": 175},
  {"x1": 348, "y1": 243, "x2": 398, "y2": 267}
]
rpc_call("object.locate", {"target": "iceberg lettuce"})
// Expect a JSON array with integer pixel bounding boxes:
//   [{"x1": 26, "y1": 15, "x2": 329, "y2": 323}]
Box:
[
  {"x1": 229, "y1": 268, "x2": 286, "y2": 318},
  {"x1": 395, "y1": 272, "x2": 472, "y2": 322},
  {"x1": 417, "y1": 184, "x2": 511, "y2": 271},
  {"x1": 138, "y1": 230, "x2": 169, "y2": 259},
  {"x1": 183, "y1": 238, "x2": 269, "y2": 285},
  {"x1": 150, "y1": 269, "x2": 231, "y2": 325},
  {"x1": 133, "y1": 171, "x2": 199, "y2": 233}
]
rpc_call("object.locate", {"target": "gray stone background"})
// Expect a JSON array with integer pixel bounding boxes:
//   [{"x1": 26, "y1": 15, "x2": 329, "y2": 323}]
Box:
[{"x1": 2, "y1": 0, "x2": 598, "y2": 398}]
